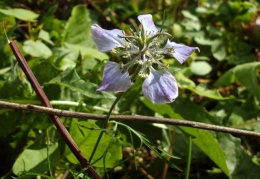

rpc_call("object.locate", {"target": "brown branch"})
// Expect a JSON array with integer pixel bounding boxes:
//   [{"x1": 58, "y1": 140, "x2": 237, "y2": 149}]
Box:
[
  {"x1": 1, "y1": 100, "x2": 260, "y2": 138},
  {"x1": 9, "y1": 41, "x2": 101, "y2": 179}
]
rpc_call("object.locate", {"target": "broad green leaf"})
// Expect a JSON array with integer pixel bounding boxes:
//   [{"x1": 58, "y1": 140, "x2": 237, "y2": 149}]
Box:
[
  {"x1": 0, "y1": 111, "x2": 19, "y2": 137},
  {"x1": 214, "y1": 69, "x2": 235, "y2": 86},
  {"x1": 0, "y1": 8, "x2": 39, "y2": 22},
  {"x1": 190, "y1": 61, "x2": 212, "y2": 76},
  {"x1": 23, "y1": 40, "x2": 52, "y2": 59},
  {"x1": 215, "y1": 62, "x2": 260, "y2": 100},
  {"x1": 39, "y1": 30, "x2": 54, "y2": 45},
  {"x1": 216, "y1": 133, "x2": 260, "y2": 178},
  {"x1": 47, "y1": 68, "x2": 115, "y2": 99},
  {"x1": 181, "y1": 10, "x2": 201, "y2": 31},
  {"x1": 233, "y1": 62, "x2": 260, "y2": 100},
  {"x1": 226, "y1": 54, "x2": 256, "y2": 65},
  {"x1": 13, "y1": 144, "x2": 59, "y2": 175},
  {"x1": 28, "y1": 58, "x2": 60, "y2": 85},
  {"x1": 66, "y1": 120, "x2": 122, "y2": 167},
  {"x1": 194, "y1": 36, "x2": 212, "y2": 45},
  {"x1": 226, "y1": 97, "x2": 260, "y2": 131},
  {"x1": 172, "y1": 23, "x2": 183, "y2": 38},
  {"x1": 141, "y1": 98, "x2": 230, "y2": 177},
  {"x1": 211, "y1": 40, "x2": 226, "y2": 61},
  {"x1": 194, "y1": 85, "x2": 228, "y2": 100},
  {"x1": 175, "y1": 73, "x2": 227, "y2": 100},
  {"x1": 142, "y1": 98, "x2": 260, "y2": 177},
  {"x1": 53, "y1": 45, "x2": 78, "y2": 71},
  {"x1": 140, "y1": 97, "x2": 182, "y2": 119},
  {"x1": 62, "y1": 5, "x2": 93, "y2": 47},
  {"x1": 175, "y1": 72, "x2": 196, "y2": 89},
  {"x1": 65, "y1": 43, "x2": 109, "y2": 61}
]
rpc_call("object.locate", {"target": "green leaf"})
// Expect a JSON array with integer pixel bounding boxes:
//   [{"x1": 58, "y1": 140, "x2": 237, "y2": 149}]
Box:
[
  {"x1": 66, "y1": 120, "x2": 122, "y2": 168},
  {"x1": 227, "y1": 98, "x2": 260, "y2": 130},
  {"x1": 194, "y1": 36, "x2": 212, "y2": 46},
  {"x1": 141, "y1": 98, "x2": 231, "y2": 177},
  {"x1": 190, "y1": 61, "x2": 212, "y2": 76},
  {"x1": 211, "y1": 40, "x2": 226, "y2": 61},
  {"x1": 233, "y1": 62, "x2": 260, "y2": 100},
  {"x1": 175, "y1": 72, "x2": 196, "y2": 89},
  {"x1": 62, "y1": 5, "x2": 94, "y2": 47},
  {"x1": 216, "y1": 133, "x2": 260, "y2": 178},
  {"x1": 175, "y1": 72, "x2": 227, "y2": 100},
  {"x1": 53, "y1": 45, "x2": 79, "y2": 71},
  {"x1": 215, "y1": 62, "x2": 260, "y2": 100},
  {"x1": 194, "y1": 85, "x2": 228, "y2": 100},
  {"x1": 47, "y1": 68, "x2": 115, "y2": 99},
  {"x1": 226, "y1": 54, "x2": 257, "y2": 65},
  {"x1": 140, "y1": 97, "x2": 182, "y2": 119},
  {"x1": 23, "y1": 40, "x2": 52, "y2": 59},
  {"x1": 39, "y1": 30, "x2": 54, "y2": 45},
  {"x1": 28, "y1": 58, "x2": 60, "y2": 85},
  {"x1": 214, "y1": 69, "x2": 235, "y2": 87},
  {"x1": 65, "y1": 43, "x2": 108, "y2": 61},
  {"x1": 181, "y1": 10, "x2": 201, "y2": 31},
  {"x1": 0, "y1": 8, "x2": 39, "y2": 22},
  {"x1": 13, "y1": 144, "x2": 59, "y2": 175}
]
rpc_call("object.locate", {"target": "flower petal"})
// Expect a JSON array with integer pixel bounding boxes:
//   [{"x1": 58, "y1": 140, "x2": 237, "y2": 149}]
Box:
[
  {"x1": 138, "y1": 14, "x2": 158, "y2": 36},
  {"x1": 163, "y1": 40, "x2": 199, "y2": 64},
  {"x1": 91, "y1": 24, "x2": 124, "y2": 52},
  {"x1": 142, "y1": 68, "x2": 178, "y2": 104},
  {"x1": 97, "y1": 62, "x2": 131, "y2": 92}
]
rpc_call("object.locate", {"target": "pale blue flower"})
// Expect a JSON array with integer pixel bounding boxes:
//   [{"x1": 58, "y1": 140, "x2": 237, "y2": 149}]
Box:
[
  {"x1": 96, "y1": 62, "x2": 131, "y2": 92},
  {"x1": 142, "y1": 67, "x2": 178, "y2": 104},
  {"x1": 91, "y1": 14, "x2": 199, "y2": 104},
  {"x1": 91, "y1": 24, "x2": 124, "y2": 52}
]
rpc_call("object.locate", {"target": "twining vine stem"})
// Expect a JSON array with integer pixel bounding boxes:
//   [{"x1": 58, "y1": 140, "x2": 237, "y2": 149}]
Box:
[
  {"x1": 1, "y1": 100, "x2": 260, "y2": 138},
  {"x1": 8, "y1": 41, "x2": 101, "y2": 179}
]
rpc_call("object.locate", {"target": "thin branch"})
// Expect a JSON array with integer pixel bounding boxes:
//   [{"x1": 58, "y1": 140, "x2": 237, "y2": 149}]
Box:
[
  {"x1": 1, "y1": 100, "x2": 260, "y2": 138},
  {"x1": 9, "y1": 41, "x2": 101, "y2": 179}
]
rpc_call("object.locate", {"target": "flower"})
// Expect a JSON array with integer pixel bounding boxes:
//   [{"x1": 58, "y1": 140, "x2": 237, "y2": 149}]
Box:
[{"x1": 91, "y1": 14, "x2": 199, "y2": 104}]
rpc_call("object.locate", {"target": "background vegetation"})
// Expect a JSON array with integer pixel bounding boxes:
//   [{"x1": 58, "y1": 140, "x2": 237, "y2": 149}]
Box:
[{"x1": 0, "y1": 0, "x2": 260, "y2": 178}]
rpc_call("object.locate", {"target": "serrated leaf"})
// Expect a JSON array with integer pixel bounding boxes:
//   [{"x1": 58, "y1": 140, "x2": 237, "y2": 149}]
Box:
[
  {"x1": 0, "y1": 8, "x2": 39, "y2": 22},
  {"x1": 66, "y1": 120, "x2": 122, "y2": 167}
]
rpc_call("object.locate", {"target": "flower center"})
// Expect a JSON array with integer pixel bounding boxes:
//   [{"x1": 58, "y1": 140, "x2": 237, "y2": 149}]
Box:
[{"x1": 115, "y1": 23, "x2": 172, "y2": 78}]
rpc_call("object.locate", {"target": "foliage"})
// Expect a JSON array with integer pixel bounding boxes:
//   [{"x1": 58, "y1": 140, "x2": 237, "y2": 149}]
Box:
[{"x1": 0, "y1": 0, "x2": 260, "y2": 178}]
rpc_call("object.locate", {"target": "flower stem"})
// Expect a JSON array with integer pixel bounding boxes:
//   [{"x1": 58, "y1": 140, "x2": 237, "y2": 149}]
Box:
[
  {"x1": 185, "y1": 136, "x2": 192, "y2": 179},
  {"x1": 89, "y1": 64, "x2": 142, "y2": 163},
  {"x1": 89, "y1": 92, "x2": 124, "y2": 163}
]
